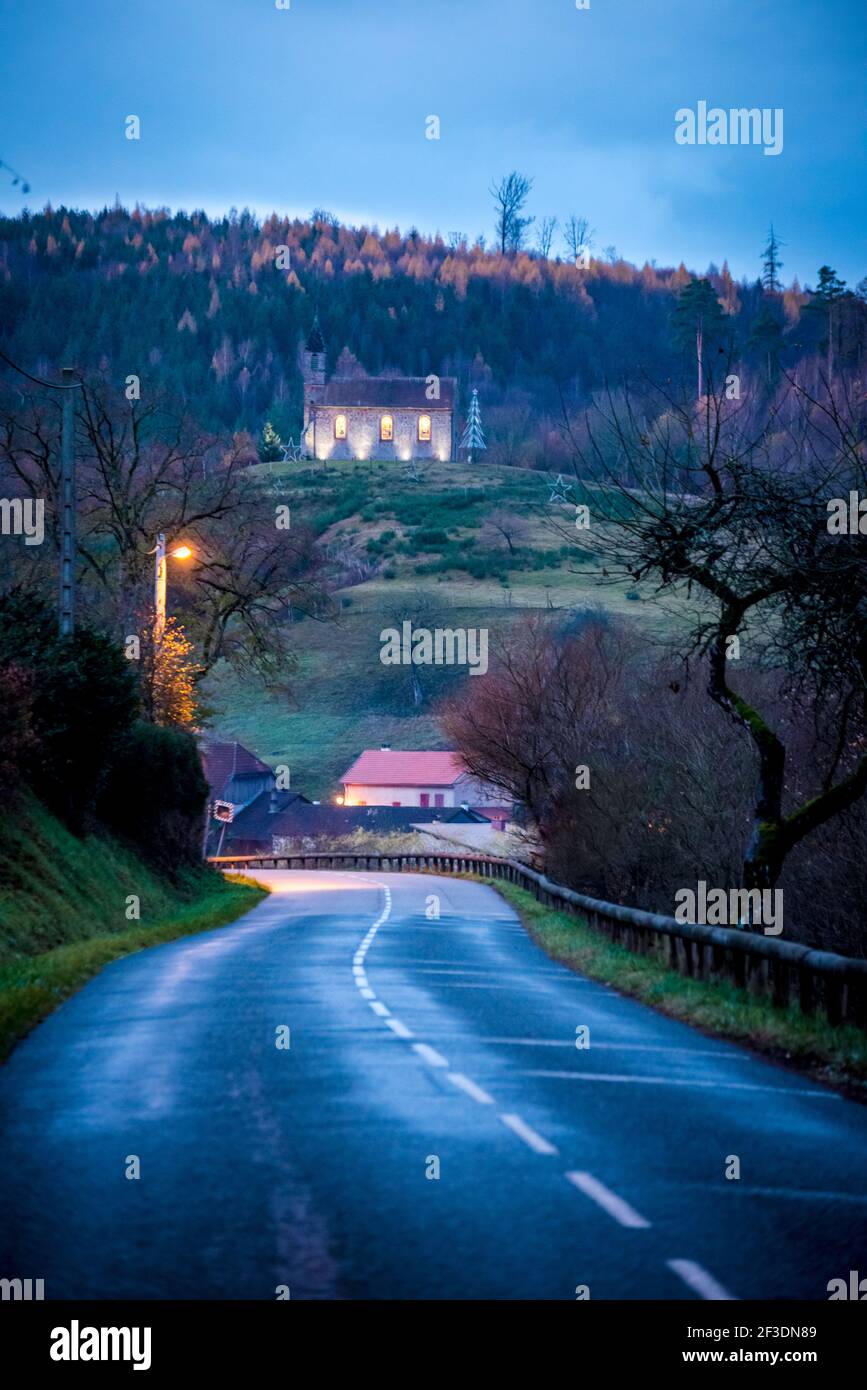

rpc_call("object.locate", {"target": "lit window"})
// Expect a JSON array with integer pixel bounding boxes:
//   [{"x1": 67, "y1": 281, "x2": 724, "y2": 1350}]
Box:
[
  {"x1": 334, "y1": 413, "x2": 347, "y2": 440},
  {"x1": 380, "y1": 414, "x2": 393, "y2": 442},
  {"x1": 418, "y1": 414, "x2": 431, "y2": 442}
]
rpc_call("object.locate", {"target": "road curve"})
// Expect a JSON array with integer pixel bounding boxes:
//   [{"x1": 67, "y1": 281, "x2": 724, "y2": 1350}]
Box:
[{"x1": 1, "y1": 870, "x2": 865, "y2": 1300}]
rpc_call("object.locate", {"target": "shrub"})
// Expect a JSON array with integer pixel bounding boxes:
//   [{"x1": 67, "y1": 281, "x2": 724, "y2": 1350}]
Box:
[
  {"x1": 414, "y1": 527, "x2": 449, "y2": 547},
  {"x1": 0, "y1": 590, "x2": 139, "y2": 829},
  {"x1": 0, "y1": 663, "x2": 38, "y2": 796},
  {"x1": 97, "y1": 723, "x2": 209, "y2": 877}
]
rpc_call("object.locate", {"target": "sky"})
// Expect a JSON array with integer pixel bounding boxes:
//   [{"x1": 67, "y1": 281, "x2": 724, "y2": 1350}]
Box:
[{"x1": 1, "y1": 0, "x2": 865, "y2": 286}]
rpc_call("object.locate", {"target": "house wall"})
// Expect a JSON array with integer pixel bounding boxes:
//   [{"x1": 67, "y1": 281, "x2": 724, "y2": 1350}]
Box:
[
  {"x1": 344, "y1": 783, "x2": 458, "y2": 808},
  {"x1": 453, "y1": 773, "x2": 512, "y2": 809},
  {"x1": 308, "y1": 407, "x2": 453, "y2": 462},
  {"x1": 224, "y1": 772, "x2": 274, "y2": 811}
]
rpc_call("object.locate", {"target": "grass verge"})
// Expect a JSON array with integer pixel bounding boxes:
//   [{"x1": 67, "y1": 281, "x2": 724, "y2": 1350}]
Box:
[
  {"x1": 489, "y1": 879, "x2": 867, "y2": 1101},
  {"x1": 0, "y1": 872, "x2": 267, "y2": 1062}
]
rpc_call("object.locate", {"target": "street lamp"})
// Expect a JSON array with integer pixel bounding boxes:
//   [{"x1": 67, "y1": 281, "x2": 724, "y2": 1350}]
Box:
[{"x1": 153, "y1": 533, "x2": 194, "y2": 639}]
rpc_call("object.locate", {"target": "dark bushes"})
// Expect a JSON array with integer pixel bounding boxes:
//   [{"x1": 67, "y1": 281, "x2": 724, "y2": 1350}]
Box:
[
  {"x1": 0, "y1": 589, "x2": 138, "y2": 828},
  {"x1": 97, "y1": 723, "x2": 209, "y2": 877}
]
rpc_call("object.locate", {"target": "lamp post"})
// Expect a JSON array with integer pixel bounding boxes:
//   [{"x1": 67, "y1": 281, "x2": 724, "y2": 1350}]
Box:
[{"x1": 153, "y1": 533, "x2": 193, "y2": 640}]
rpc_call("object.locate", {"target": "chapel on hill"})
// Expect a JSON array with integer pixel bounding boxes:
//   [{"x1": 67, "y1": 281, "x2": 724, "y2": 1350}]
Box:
[{"x1": 301, "y1": 317, "x2": 456, "y2": 462}]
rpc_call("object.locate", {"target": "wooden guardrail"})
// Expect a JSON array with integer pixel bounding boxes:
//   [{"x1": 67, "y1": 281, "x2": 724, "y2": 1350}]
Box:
[{"x1": 210, "y1": 850, "x2": 867, "y2": 1028}]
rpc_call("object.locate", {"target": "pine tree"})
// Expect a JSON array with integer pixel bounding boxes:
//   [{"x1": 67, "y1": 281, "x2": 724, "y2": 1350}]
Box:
[
  {"x1": 760, "y1": 225, "x2": 785, "y2": 294},
  {"x1": 459, "y1": 388, "x2": 486, "y2": 463},
  {"x1": 747, "y1": 305, "x2": 784, "y2": 385},
  {"x1": 671, "y1": 278, "x2": 726, "y2": 399},
  {"x1": 259, "y1": 420, "x2": 283, "y2": 462},
  {"x1": 807, "y1": 266, "x2": 848, "y2": 380}
]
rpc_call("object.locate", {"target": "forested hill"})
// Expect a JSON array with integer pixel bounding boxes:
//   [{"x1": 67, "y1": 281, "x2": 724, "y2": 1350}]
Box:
[{"x1": 0, "y1": 204, "x2": 861, "y2": 460}]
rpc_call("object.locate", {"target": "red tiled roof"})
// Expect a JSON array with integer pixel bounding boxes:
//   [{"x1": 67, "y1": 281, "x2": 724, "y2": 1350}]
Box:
[
  {"x1": 340, "y1": 749, "x2": 465, "y2": 787},
  {"x1": 200, "y1": 739, "x2": 272, "y2": 797},
  {"x1": 320, "y1": 377, "x2": 456, "y2": 410}
]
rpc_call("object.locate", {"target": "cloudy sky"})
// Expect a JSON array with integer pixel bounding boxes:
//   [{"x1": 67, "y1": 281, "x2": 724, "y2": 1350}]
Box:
[{"x1": 1, "y1": 0, "x2": 864, "y2": 284}]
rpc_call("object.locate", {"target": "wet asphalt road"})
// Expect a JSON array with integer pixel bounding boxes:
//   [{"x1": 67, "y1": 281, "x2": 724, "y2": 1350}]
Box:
[{"x1": 0, "y1": 870, "x2": 865, "y2": 1300}]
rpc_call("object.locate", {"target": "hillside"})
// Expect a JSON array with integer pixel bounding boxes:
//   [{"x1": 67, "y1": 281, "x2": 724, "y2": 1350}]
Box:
[
  {"x1": 0, "y1": 203, "x2": 845, "y2": 456},
  {"x1": 204, "y1": 457, "x2": 668, "y2": 798},
  {"x1": 0, "y1": 798, "x2": 265, "y2": 1057}
]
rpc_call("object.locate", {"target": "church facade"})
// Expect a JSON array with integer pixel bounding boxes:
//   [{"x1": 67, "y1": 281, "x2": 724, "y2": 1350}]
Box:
[{"x1": 301, "y1": 319, "x2": 456, "y2": 462}]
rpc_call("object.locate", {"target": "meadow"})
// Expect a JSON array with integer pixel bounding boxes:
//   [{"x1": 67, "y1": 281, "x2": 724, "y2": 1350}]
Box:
[{"x1": 205, "y1": 457, "x2": 671, "y2": 799}]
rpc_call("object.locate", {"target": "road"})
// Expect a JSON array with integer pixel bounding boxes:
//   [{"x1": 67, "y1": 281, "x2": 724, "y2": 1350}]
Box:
[{"x1": 1, "y1": 870, "x2": 865, "y2": 1300}]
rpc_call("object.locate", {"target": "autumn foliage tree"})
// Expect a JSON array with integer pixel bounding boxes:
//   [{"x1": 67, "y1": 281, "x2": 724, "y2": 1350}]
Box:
[{"x1": 140, "y1": 618, "x2": 199, "y2": 728}]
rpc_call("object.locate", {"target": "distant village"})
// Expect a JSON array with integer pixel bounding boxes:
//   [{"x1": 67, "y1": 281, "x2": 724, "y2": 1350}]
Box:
[{"x1": 201, "y1": 739, "x2": 514, "y2": 859}]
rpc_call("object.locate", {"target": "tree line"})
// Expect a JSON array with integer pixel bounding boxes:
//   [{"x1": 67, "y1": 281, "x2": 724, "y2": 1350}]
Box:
[{"x1": 1, "y1": 203, "x2": 863, "y2": 461}]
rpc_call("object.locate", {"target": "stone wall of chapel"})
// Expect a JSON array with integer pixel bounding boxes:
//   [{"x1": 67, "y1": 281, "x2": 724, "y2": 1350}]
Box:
[{"x1": 309, "y1": 406, "x2": 452, "y2": 461}]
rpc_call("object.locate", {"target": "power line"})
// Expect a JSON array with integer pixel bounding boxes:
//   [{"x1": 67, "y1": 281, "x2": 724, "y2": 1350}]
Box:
[{"x1": 0, "y1": 347, "x2": 81, "y2": 390}]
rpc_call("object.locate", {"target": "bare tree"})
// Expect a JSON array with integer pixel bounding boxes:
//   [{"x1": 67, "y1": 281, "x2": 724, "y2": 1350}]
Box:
[
  {"x1": 490, "y1": 172, "x2": 534, "y2": 254},
  {"x1": 442, "y1": 608, "x2": 867, "y2": 949},
  {"x1": 0, "y1": 375, "x2": 326, "y2": 678},
  {"x1": 535, "y1": 216, "x2": 558, "y2": 259},
  {"x1": 552, "y1": 368, "x2": 867, "y2": 895},
  {"x1": 481, "y1": 505, "x2": 531, "y2": 555},
  {"x1": 563, "y1": 215, "x2": 594, "y2": 264}
]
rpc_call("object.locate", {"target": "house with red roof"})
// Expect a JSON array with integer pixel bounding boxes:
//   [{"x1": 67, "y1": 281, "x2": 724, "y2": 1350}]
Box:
[{"x1": 339, "y1": 745, "x2": 512, "y2": 829}]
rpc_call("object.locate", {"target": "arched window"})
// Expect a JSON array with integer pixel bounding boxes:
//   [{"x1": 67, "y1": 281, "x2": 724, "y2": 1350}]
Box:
[
  {"x1": 334, "y1": 414, "x2": 347, "y2": 440},
  {"x1": 380, "y1": 414, "x2": 394, "y2": 442},
  {"x1": 418, "y1": 414, "x2": 431, "y2": 442}
]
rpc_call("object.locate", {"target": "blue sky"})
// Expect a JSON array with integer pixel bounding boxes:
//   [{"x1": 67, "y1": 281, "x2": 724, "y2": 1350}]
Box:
[{"x1": 1, "y1": 0, "x2": 864, "y2": 285}]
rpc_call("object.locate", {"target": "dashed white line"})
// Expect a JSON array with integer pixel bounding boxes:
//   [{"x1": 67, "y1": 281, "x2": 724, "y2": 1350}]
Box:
[
  {"x1": 667, "y1": 1258, "x2": 736, "y2": 1301},
  {"x1": 385, "y1": 1017, "x2": 414, "y2": 1039},
  {"x1": 565, "y1": 1171, "x2": 651, "y2": 1228},
  {"x1": 347, "y1": 878, "x2": 744, "y2": 1302},
  {"x1": 500, "y1": 1113, "x2": 558, "y2": 1155},
  {"x1": 447, "y1": 1072, "x2": 495, "y2": 1106},
  {"x1": 412, "y1": 1043, "x2": 449, "y2": 1068}
]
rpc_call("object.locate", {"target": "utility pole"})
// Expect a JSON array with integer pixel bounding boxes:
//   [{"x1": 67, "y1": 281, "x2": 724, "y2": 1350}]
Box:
[
  {"x1": 58, "y1": 367, "x2": 77, "y2": 636},
  {"x1": 0, "y1": 350, "x2": 81, "y2": 634}
]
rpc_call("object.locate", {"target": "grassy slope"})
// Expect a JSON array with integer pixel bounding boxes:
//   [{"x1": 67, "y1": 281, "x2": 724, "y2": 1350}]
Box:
[
  {"x1": 0, "y1": 800, "x2": 267, "y2": 1059},
  {"x1": 490, "y1": 880, "x2": 867, "y2": 1099},
  {"x1": 206, "y1": 458, "x2": 674, "y2": 799}
]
